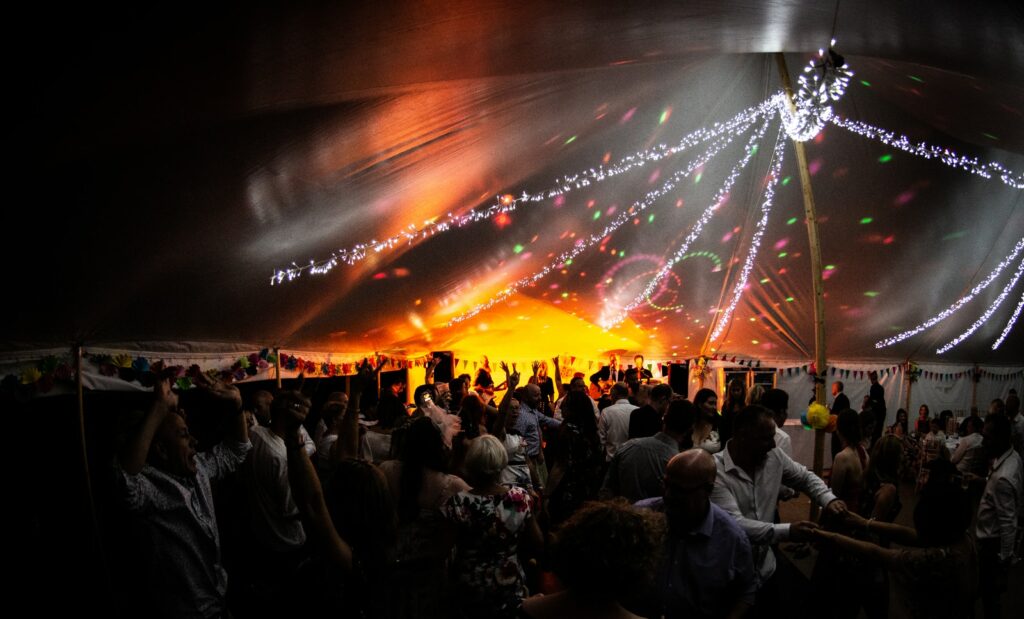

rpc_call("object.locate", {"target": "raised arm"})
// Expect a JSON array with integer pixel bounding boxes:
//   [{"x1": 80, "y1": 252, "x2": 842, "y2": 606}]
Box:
[
  {"x1": 843, "y1": 510, "x2": 919, "y2": 546},
  {"x1": 551, "y1": 356, "x2": 567, "y2": 400},
  {"x1": 424, "y1": 355, "x2": 438, "y2": 385},
  {"x1": 493, "y1": 362, "x2": 520, "y2": 441},
  {"x1": 286, "y1": 426, "x2": 353, "y2": 572},
  {"x1": 119, "y1": 379, "x2": 177, "y2": 475},
  {"x1": 333, "y1": 361, "x2": 371, "y2": 463}
]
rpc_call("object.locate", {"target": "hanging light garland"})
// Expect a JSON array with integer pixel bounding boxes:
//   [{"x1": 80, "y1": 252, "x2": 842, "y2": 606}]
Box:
[
  {"x1": 875, "y1": 237, "x2": 1024, "y2": 348},
  {"x1": 781, "y1": 40, "x2": 853, "y2": 142},
  {"x1": 993, "y1": 292, "x2": 1024, "y2": 350},
  {"x1": 936, "y1": 258, "x2": 1024, "y2": 354}
]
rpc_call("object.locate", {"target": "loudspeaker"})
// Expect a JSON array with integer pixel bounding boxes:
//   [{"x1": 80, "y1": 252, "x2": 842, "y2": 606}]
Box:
[
  {"x1": 668, "y1": 362, "x2": 689, "y2": 396},
  {"x1": 430, "y1": 351, "x2": 454, "y2": 383}
]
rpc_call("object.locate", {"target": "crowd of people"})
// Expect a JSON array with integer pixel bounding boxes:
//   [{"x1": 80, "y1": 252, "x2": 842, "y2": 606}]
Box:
[{"x1": 112, "y1": 354, "x2": 1023, "y2": 619}]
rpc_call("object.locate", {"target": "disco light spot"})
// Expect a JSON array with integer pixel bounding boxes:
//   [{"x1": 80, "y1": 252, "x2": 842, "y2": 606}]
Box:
[
  {"x1": 864, "y1": 291, "x2": 880, "y2": 297},
  {"x1": 619, "y1": 251, "x2": 626, "y2": 257},
  {"x1": 621, "y1": 107, "x2": 636, "y2": 123},
  {"x1": 786, "y1": 217, "x2": 798, "y2": 225},
  {"x1": 860, "y1": 217, "x2": 873, "y2": 224},
  {"x1": 760, "y1": 278, "x2": 770, "y2": 284},
  {"x1": 554, "y1": 195, "x2": 566, "y2": 207},
  {"x1": 878, "y1": 154, "x2": 893, "y2": 163},
  {"x1": 393, "y1": 268, "x2": 410, "y2": 278},
  {"x1": 813, "y1": 132, "x2": 825, "y2": 144},
  {"x1": 982, "y1": 132, "x2": 999, "y2": 141},
  {"x1": 860, "y1": 80, "x2": 871, "y2": 87},
  {"x1": 942, "y1": 230, "x2": 967, "y2": 241},
  {"x1": 883, "y1": 235, "x2": 895, "y2": 245},
  {"x1": 695, "y1": 172, "x2": 703, "y2": 184},
  {"x1": 782, "y1": 176, "x2": 792, "y2": 185},
  {"x1": 587, "y1": 200, "x2": 595, "y2": 208},
  {"x1": 893, "y1": 190, "x2": 915, "y2": 206},
  {"x1": 372, "y1": 272, "x2": 387, "y2": 280},
  {"x1": 603, "y1": 152, "x2": 611, "y2": 163},
  {"x1": 414, "y1": 299, "x2": 422, "y2": 305},
  {"x1": 513, "y1": 244, "x2": 524, "y2": 254},
  {"x1": 908, "y1": 75, "x2": 924, "y2": 83},
  {"x1": 808, "y1": 159, "x2": 823, "y2": 175},
  {"x1": 785, "y1": 297, "x2": 795, "y2": 302},
  {"x1": 773, "y1": 238, "x2": 789, "y2": 251},
  {"x1": 648, "y1": 168, "x2": 661, "y2": 184},
  {"x1": 606, "y1": 206, "x2": 617, "y2": 216},
  {"x1": 561, "y1": 292, "x2": 569, "y2": 298},
  {"x1": 778, "y1": 252, "x2": 788, "y2": 258},
  {"x1": 675, "y1": 199, "x2": 684, "y2": 208},
  {"x1": 549, "y1": 284, "x2": 559, "y2": 289},
  {"x1": 500, "y1": 194, "x2": 514, "y2": 205},
  {"x1": 520, "y1": 252, "x2": 532, "y2": 259},
  {"x1": 648, "y1": 214, "x2": 655, "y2": 223},
  {"x1": 565, "y1": 135, "x2": 577, "y2": 145},
  {"x1": 722, "y1": 231, "x2": 734, "y2": 242},
  {"x1": 494, "y1": 213, "x2": 512, "y2": 228},
  {"x1": 593, "y1": 211, "x2": 601, "y2": 220},
  {"x1": 659, "y1": 107, "x2": 672, "y2": 124},
  {"x1": 752, "y1": 339, "x2": 759, "y2": 345},
  {"x1": 565, "y1": 259, "x2": 573, "y2": 265}
]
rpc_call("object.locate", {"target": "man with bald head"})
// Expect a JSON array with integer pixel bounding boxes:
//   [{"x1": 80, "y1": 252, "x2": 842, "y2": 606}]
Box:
[
  {"x1": 513, "y1": 381, "x2": 561, "y2": 486},
  {"x1": 635, "y1": 449, "x2": 756, "y2": 618}
]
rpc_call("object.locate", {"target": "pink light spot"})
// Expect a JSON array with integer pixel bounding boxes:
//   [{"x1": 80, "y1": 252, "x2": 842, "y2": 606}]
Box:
[
  {"x1": 893, "y1": 190, "x2": 915, "y2": 206},
  {"x1": 549, "y1": 284, "x2": 559, "y2": 290},
  {"x1": 773, "y1": 238, "x2": 789, "y2": 251},
  {"x1": 778, "y1": 268, "x2": 787, "y2": 275},
  {"x1": 808, "y1": 159, "x2": 822, "y2": 176},
  {"x1": 554, "y1": 195, "x2": 566, "y2": 207},
  {"x1": 648, "y1": 168, "x2": 661, "y2": 184},
  {"x1": 560, "y1": 230, "x2": 570, "y2": 239},
  {"x1": 883, "y1": 235, "x2": 895, "y2": 245},
  {"x1": 520, "y1": 252, "x2": 533, "y2": 259},
  {"x1": 587, "y1": 200, "x2": 596, "y2": 208},
  {"x1": 676, "y1": 199, "x2": 684, "y2": 208},
  {"x1": 621, "y1": 107, "x2": 636, "y2": 123},
  {"x1": 606, "y1": 206, "x2": 617, "y2": 216},
  {"x1": 372, "y1": 272, "x2": 387, "y2": 280},
  {"x1": 722, "y1": 231, "x2": 734, "y2": 242}
]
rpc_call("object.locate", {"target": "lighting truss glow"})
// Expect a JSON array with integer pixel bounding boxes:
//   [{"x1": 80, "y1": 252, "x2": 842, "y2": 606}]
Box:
[
  {"x1": 781, "y1": 45, "x2": 853, "y2": 142},
  {"x1": 937, "y1": 258, "x2": 1024, "y2": 354},
  {"x1": 830, "y1": 116, "x2": 1024, "y2": 190},
  {"x1": 599, "y1": 114, "x2": 776, "y2": 328},
  {"x1": 993, "y1": 292, "x2": 1024, "y2": 350},
  {"x1": 270, "y1": 98, "x2": 780, "y2": 285},
  {"x1": 875, "y1": 237, "x2": 1024, "y2": 348},
  {"x1": 448, "y1": 116, "x2": 766, "y2": 326},
  {"x1": 709, "y1": 125, "x2": 788, "y2": 343}
]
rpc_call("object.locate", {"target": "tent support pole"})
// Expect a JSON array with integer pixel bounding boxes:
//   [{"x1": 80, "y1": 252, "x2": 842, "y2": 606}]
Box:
[
  {"x1": 776, "y1": 52, "x2": 828, "y2": 520},
  {"x1": 74, "y1": 344, "x2": 108, "y2": 595},
  {"x1": 971, "y1": 365, "x2": 979, "y2": 411},
  {"x1": 905, "y1": 369, "x2": 913, "y2": 412},
  {"x1": 275, "y1": 347, "x2": 282, "y2": 390}
]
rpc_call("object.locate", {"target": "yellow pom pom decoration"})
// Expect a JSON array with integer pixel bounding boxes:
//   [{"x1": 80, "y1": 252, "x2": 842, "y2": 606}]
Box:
[{"x1": 807, "y1": 402, "x2": 831, "y2": 430}]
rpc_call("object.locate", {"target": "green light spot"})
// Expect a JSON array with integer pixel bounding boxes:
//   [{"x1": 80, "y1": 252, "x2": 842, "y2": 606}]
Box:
[
  {"x1": 565, "y1": 259, "x2": 573, "y2": 265},
  {"x1": 659, "y1": 110, "x2": 669, "y2": 124},
  {"x1": 619, "y1": 250, "x2": 626, "y2": 257},
  {"x1": 908, "y1": 75, "x2": 924, "y2": 83},
  {"x1": 512, "y1": 244, "x2": 524, "y2": 254},
  {"x1": 860, "y1": 80, "x2": 871, "y2": 87},
  {"x1": 648, "y1": 214, "x2": 655, "y2": 223},
  {"x1": 786, "y1": 217, "x2": 798, "y2": 225},
  {"x1": 982, "y1": 132, "x2": 999, "y2": 140},
  {"x1": 778, "y1": 252, "x2": 788, "y2": 258},
  {"x1": 695, "y1": 172, "x2": 703, "y2": 184},
  {"x1": 860, "y1": 217, "x2": 873, "y2": 224},
  {"x1": 864, "y1": 291, "x2": 880, "y2": 298},
  {"x1": 593, "y1": 211, "x2": 601, "y2": 220},
  {"x1": 878, "y1": 154, "x2": 893, "y2": 163},
  {"x1": 942, "y1": 230, "x2": 967, "y2": 241},
  {"x1": 750, "y1": 145, "x2": 759, "y2": 154},
  {"x1": 564, "y1": 135, "x2": 577, "y2": 145},
  {"x1": 825, "y1": 264, "x2": 835, "y2": 271},
  {"x1": 782, "y1": 176, "x2": 792, "y2": 186},
  {"x1": 760, "y1": 278, "x2": 770, "y2": 284},
  {"x1": 785, "y1": 297, "x2": 795, "y2": 303}
]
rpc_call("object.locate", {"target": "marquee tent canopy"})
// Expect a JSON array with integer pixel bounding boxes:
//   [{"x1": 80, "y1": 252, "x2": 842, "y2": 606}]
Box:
[{"x1": 8, "y1": 0, "x2": 1024, "y2": 371}]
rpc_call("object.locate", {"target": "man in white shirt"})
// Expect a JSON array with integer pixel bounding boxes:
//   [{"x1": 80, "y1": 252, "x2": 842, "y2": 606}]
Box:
[
  {"x1": 710, "y1": 405, "x2": 846, "y2": 617},
  {"x1": 977, "y1": 413, "x2": 1023, "y2": 619},
  {"x1": 951, "y1": 415, "x2": 986, "y2": 477},
  {"x1": 599, "y1": 382, "x2": 637, "y2": 460}
]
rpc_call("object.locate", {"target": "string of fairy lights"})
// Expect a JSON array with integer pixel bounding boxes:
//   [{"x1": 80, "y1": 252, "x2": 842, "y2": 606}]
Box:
[{"x1": 269, "y1": 43, "x2": 1024, "y2": 354}]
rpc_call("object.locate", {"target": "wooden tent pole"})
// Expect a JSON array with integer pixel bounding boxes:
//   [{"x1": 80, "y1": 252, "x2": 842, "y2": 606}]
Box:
[
  {"x1": 775, "y1": 52, "x2": 829, "y2": 520},
  {"x1": 971, "y1": 365, "x2": 979, "y2": 411},
  {"x1": 274, "y1": 347, "x2": 282, "y2": 390},
  {"x1": 74, "y1": 344, "x2": 107, "y2": 591},
  {"x1": 905, "y1": 366, "x2": 913, "y2": 412}
]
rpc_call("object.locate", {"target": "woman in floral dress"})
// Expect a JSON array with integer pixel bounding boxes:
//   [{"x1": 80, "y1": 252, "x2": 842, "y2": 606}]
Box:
[{"x1": 442, "y1": 435, "x2": 543, "y2": 618}]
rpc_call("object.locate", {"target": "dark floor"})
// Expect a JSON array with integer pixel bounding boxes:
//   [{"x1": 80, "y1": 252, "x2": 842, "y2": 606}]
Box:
[{"x1": 778, "y1": 480, "x2": 1024, "y2": 618}]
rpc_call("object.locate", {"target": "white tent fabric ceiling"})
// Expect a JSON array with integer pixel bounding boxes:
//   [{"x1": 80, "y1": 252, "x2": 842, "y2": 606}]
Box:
[{"x1": 8, "y1": 0, "x2": 1024, "y2": 365}]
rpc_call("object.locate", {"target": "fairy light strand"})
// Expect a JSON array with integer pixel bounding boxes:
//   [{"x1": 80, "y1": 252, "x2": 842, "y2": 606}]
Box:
[
  {"x1": 875, "y1": 237, "x2": 1024, "y2": 348},
  {"x1": 830, "y1": 116, "x2": 1024, "y2": 190},
  {"x1": 709, "y1": 124, "x2": 788, "y2": 343},
  {"x1": 782, "y1": 42, "x2": 852, "y2": 142},
  {"x1": 992, "y1": 291, "x2": 1024, "y2": 350},
  {"x1": 447, "y1": 115, "x2": 766, "y2": 326},
  {"x1": 599, "y1": 111, "x2": 777, "y2": 329},
  {"x1": 270, "y1": 98, "x2": 780, "y2": 285},
  {"x1": 937, "y1": 257, "x2": 1024, "y2": 354}
]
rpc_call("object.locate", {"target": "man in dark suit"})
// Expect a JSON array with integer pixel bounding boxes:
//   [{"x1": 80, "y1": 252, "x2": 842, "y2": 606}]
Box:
[
  {"x1": 590, "y1": 353, "x2": 622, "y2": 390},
  {"x1": 830, "y1": 381, "x2": 851, "y2": 459}
]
